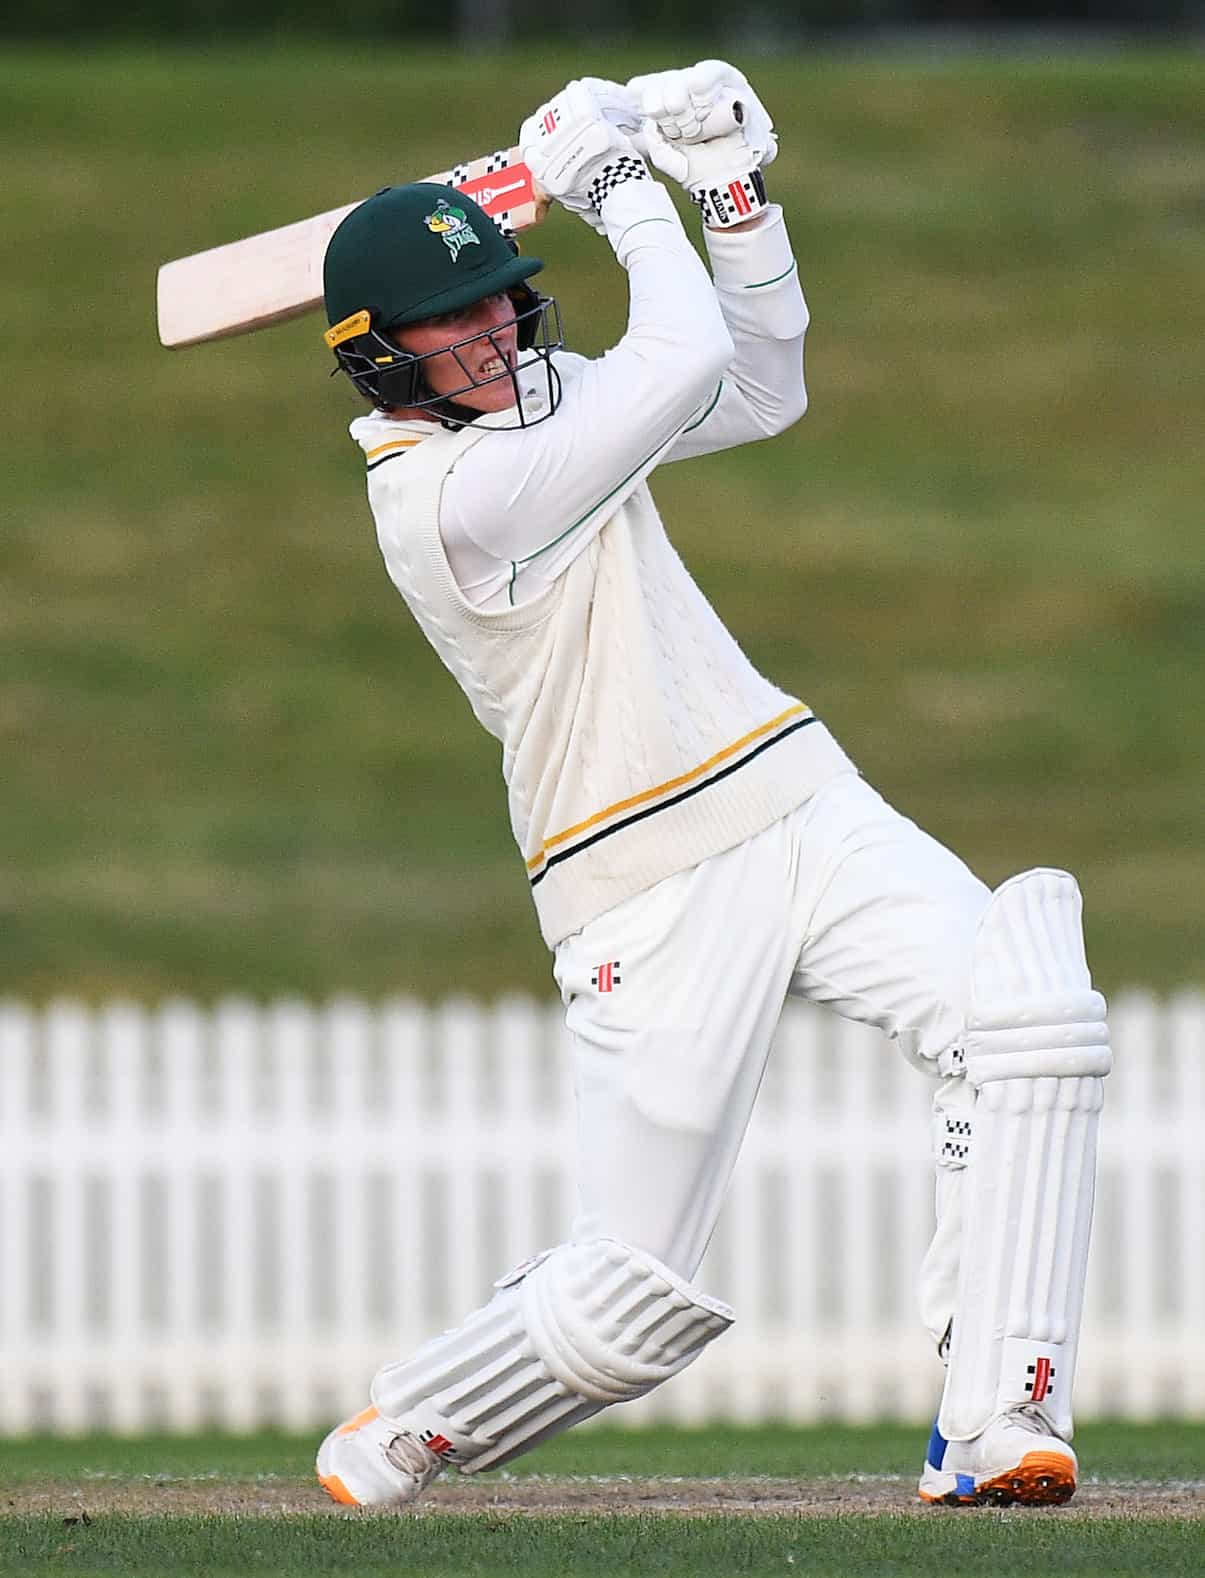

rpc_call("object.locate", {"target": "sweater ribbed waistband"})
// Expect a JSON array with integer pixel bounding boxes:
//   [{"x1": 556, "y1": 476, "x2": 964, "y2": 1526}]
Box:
[{"x1": 529, "y1": 716, "x2": 854, "y2": 948}]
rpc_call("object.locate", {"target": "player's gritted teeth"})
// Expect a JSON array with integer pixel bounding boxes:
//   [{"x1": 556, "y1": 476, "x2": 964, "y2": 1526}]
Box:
[
  {"x1": 477, "y1": 340, "x2": 517, "y2": 379},
  {"x1": 384, "y1": 292, "x2": 524, "y2": 412}
]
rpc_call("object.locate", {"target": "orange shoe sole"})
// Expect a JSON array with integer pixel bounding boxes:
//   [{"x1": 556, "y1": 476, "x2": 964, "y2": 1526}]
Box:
[
  {"x1": 919, "y1": 1484, "x2": 978, "y2": 1506},
  {"x1": 921, "y1": 1449, "x2": 1077, "y2": 1508},
  {"x1": 975, "y1": 1450, "x2": 1077, "y2": 1506},
  {"x1": 318, "y1": 1472, "x2": 360, "y2": 1506}
]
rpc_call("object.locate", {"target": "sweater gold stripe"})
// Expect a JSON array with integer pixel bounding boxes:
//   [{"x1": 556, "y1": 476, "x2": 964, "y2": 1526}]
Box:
[
  {"x1": 364, "y1": 437, "x2": 422, "y2": 460},
  {"x1": 526, "y1": 701, "x2": 811, "y2": 875}
]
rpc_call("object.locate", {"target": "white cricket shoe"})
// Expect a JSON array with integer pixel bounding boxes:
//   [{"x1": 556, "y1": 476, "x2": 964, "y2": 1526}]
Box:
[
  {"x1": 317, "y1": 1405, "x2": 444, "y2": 1508},
  {"x1": 918, "y1": 1404, "x2": 1078, "y2": 1506}
]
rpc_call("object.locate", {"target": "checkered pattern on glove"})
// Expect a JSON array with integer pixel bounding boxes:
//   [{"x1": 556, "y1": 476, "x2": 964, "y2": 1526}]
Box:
[
  {"x1": 587, "y1": 156, "x2": 650, "y2": 214},
  {"x1": 520, "y1": 80, "x2": 647, "y2": 236}
]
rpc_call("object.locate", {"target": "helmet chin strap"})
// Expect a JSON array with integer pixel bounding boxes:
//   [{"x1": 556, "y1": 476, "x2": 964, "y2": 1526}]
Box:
[
  {"x1": 407, "y1": 363, "x2": 527, "y2": 430},
  {"x1": 391, "y1": 384, "x2": 490, "y2": 429},
  {"x1": 434, "y1": 396, "x2": 487, "y2": 430},
  {"x1": 378, "y1": 370, "x2": 481, "y2": 426}
]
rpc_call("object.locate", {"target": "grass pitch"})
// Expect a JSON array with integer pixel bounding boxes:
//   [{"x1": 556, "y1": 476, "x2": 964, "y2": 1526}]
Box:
[
  {"x1": 0, "y1": 1424, "x2": 1201, "y2": 1576},
  {"x1": 2, "y1": 45, "x2": 1204, "y2": 1000}
]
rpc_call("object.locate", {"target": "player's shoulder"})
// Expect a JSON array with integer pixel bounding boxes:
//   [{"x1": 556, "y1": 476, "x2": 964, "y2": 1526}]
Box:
[
  {"x1": 350, "y1": 411, "x2": 442, "y2": 475},
  {"x1": 549, "y1": 348, "x2": 591, "y2": 383}
]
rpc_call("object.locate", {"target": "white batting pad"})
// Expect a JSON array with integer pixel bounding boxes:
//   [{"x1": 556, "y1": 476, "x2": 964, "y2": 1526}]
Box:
[
  {"x1": 937, "y1": 869, "x2": 1110, "y2": 1441},
  {"x1": 938, "y1": 1073, "x2": 1103, "y2": 1440},
  {"x1": 521, "y1": 1238, "x2": 733, "y2": 1403},
  {"x1": 371, "y1": 1239, "x2": 732, "y2": 1474}
]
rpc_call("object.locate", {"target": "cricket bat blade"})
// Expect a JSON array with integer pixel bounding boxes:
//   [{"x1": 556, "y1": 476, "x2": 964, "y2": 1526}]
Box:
[{"x1": 157, "y1": 147, "x2": 547, "y2": 350}]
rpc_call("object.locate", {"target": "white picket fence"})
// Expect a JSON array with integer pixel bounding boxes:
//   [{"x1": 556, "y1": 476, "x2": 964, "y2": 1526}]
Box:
[{"x1": 1, "y1": 990, "x2": 1202, "y2": 1436}]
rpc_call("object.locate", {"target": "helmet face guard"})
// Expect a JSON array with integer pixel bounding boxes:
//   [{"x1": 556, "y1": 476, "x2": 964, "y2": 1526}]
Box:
[{"x1": 325, "y1": 284, "x2": 564, "y2": 428}]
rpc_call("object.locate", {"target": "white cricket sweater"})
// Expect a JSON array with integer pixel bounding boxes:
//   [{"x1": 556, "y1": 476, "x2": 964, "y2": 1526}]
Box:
[
  {"x1": 352, "y1": 180, "x2": 852, "y2": 946},
  {"x1": 362, "y1": 422, "x2": 850, "y2": 946}
]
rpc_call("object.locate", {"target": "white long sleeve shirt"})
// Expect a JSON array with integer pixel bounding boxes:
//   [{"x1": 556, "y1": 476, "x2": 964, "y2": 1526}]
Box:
[
  {"x1": 353, "y1": 190, "x2": 810, "y2": 611},
  {"x1": 349, "y1": 179, "x2": 851, "y2": 946}
]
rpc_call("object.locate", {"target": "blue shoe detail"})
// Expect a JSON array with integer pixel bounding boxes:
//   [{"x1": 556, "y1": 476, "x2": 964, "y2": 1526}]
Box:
[
  {"x1": 926, "y1": 1420, "x2": 948, "y2": 1470},
  {"x1": 955, "y1": 1472, "x2": 976, "y2": 1497}
]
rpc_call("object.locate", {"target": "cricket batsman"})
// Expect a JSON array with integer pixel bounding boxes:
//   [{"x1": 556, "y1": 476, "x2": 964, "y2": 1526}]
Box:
[{"x1": 315, "y1": 64, "x2": 1111, "y2": 1508}]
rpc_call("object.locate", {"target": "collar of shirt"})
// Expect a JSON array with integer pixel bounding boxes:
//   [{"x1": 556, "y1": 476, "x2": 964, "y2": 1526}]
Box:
[{"x1": 349, "y1": 370, "x2": 548, "y2": 450}]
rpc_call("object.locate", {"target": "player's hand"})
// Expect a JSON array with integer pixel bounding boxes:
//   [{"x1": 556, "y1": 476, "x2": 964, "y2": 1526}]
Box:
[
  {"x1": 519, "y1": 80, "x2": 649, "y2": 234},
  {"x1": 626, "y1": 61, "x2": 777, "y2": 228},
  {"x1": 576, "y1": 76, "x2": 644, "y2": 138}
]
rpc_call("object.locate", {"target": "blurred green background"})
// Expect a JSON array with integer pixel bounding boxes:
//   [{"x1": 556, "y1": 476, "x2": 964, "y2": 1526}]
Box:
[{"x1": 2, "y1": 43, "x2": 1203, "y2": 1002}]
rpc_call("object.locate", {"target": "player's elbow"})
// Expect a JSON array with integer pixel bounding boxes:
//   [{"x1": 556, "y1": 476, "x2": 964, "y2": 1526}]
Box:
[
  {"x1": 745, "y1": 382, "x2": 808, "y2": 441},
  {"x1": 621, "y1": 318, "x2": 734, "y2": 429},
  {"x1": 687, "y1": 323, "x2": 736, "y2": 393},
  {"x1": 648, "y1": 325, "x2": 735, "y2": 430},
  {"x1": 634, "y1": 316, "x2": 733, "y2": 390},
  {"x1": 780, "y1": 382, "x2": 808, "y2": 431}
]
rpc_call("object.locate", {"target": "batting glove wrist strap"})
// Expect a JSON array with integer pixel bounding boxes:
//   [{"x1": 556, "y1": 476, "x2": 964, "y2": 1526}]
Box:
[
  {"x1": 692, "y1": 167, "x2": 769, "y2": 228},
  {"x1": 588, "y1": 155, "x2": 650, "y2": 214}
]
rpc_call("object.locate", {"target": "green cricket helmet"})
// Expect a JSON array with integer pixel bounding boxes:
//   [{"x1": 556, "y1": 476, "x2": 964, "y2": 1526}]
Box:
[{"x1": 323, "y1": 183, "x2": 564, "y2": 424}]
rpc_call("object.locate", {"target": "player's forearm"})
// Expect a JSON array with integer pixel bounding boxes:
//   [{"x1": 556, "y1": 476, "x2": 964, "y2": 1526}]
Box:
[
  {"x1": 602, "y1": 180, "x2": 735, "y2": 413},
  {"x1": 704, "y1": 205, "x2": 808, "y2": 348},
  {"x1": 660, "y1": 207, "x2": 809, "y2": 463},
  {"x1": 704, "y1": 206, "x2": 809, "y2": 439}
]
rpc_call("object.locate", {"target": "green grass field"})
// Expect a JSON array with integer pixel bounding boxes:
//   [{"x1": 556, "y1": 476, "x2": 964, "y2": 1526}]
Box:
[
  {"x1": 5, "y1": 1514, "x2": 1200, "y2": 1578},
  {"x1": 1, "y1": 1424, "x2": 1202, "y2": 1577},
  {"x1": 3, "y1": 45, "x2": 1204, "y2": 1000}
]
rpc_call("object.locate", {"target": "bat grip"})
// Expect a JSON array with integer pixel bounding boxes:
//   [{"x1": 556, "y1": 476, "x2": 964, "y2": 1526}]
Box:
[
  {"x1": 525, "y1": 90, "x2": 745, "y2": 223},
  {"x1": 693, "y1": 94, "x2": 741, "y2": 141},
  {"x1": 597, "y1": 85, "x2": 740, "y2": 142}
]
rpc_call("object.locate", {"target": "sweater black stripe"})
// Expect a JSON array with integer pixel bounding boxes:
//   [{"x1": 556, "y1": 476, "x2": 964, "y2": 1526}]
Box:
[
  {"x1": 366, "y1": 450, "x2": 411, "y2": 473},
  {"x1": 529, "y1": 715, "x2": 817, "y2": 889}
]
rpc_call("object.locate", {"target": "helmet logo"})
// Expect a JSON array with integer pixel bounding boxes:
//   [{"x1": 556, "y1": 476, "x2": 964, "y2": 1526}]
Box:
[{"x1": 424, "y1": 198, "x2": 481, "y2": 262}]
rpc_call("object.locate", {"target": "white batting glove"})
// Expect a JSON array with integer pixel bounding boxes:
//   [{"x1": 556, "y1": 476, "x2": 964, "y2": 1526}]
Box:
[
  {"x1": 626, "y1": 60, "x2": 778, "y2": 228},
  {"x1": 519, "y1": 79, "x2": 649, "y2": 235},
  {"x1": 576, "y1": 76, "x2": 644, "y2": 138}
]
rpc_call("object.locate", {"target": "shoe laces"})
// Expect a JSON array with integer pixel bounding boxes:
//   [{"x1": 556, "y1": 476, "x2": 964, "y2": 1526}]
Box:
[
  {"x1": 1005, "y1": 1403, "x2": 1056, "y2": 1437},
  {"x1": 384, "y1": 1431, "x2": 440, "y2": 1478}
]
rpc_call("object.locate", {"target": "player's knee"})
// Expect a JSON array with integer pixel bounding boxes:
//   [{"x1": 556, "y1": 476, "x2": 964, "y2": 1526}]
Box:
[
  {"x1": 955, "y1": 867, "x2": 1111, "y2": 1086},
  {"x1": 519, "y1": 1238, "x2": 733, "y2": 1404}
]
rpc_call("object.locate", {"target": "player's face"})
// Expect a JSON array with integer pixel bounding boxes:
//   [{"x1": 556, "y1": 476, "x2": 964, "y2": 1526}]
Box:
[{"x1": 395, "y1": 292, "x2": 520, "y2": 412}]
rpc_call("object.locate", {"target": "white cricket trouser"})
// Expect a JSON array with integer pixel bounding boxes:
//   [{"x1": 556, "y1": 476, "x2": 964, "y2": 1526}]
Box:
[{"x1": 553, "y1": 769, "x2": 991, "y2": 1281}]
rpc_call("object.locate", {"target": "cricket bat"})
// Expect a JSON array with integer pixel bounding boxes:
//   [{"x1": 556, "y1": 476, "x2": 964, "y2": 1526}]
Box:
[
  {"x1": 154, "y1": 84, "x2": 751, "y2": 351},
  {"x1": 156, "y1": 80, "x2": 662, "y2": 350},
  {"x1": 156, "y1": 148, "x2": 550, "y2": 350}
]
